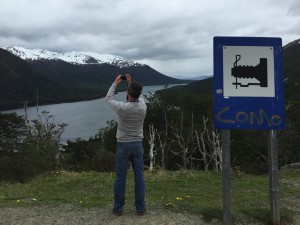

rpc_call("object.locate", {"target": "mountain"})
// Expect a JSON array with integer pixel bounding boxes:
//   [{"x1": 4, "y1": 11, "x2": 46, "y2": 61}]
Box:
[
  {"x1": 4, "y1": 46, "x2": 143, "y2": 68},
  {"x1": 4, "y1": 46, "x2": 184, "y2": 86},
  {"x1": 0, "y1": 48, "x2": 65, "y2": 110},
  {"x1": 0, "y1": 46, "x2": 186, "y2": 110},
  {"x1": 282, "y1": 38, "x2": 300, "y2": 100}
]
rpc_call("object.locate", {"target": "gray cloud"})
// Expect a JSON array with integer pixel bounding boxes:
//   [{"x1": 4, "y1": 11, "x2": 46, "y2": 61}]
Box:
[
  {"x1": 1, "y1": 0, "x2": 299, "y2": 77},
  {"x1": 289, "y1": 0, "x2": 300, "y2": 15}
]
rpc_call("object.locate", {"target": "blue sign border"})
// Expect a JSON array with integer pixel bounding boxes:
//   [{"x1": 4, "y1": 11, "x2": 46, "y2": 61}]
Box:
[{"x1": 213, "y1": 37, "x2": 285, "y2": 130}]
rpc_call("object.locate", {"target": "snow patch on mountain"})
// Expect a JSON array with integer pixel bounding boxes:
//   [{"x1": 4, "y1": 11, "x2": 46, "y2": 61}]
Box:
[{"x1": 4, "y1": 46, "x2": 143, "y2": 68}]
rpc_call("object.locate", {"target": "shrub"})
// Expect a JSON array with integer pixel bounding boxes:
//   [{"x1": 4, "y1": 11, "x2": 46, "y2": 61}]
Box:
[{"x1": 91, "y1": 150, "x2": 115, "y2": 172}]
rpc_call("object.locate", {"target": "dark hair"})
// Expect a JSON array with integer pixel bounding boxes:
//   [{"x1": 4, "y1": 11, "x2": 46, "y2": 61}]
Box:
[{"x1": 128, "y1": 81, "x2": 142, "y2": 99}]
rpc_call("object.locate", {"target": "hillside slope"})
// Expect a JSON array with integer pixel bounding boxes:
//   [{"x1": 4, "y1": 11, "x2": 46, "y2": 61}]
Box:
[
  {"x1": 28, "y1": 59, "x2": 183, "y2": 86},
  {"x1": 0, "y1": 49, "x2": 63, "y2": 110},
  {"x1": 283, "y1": 38, "x2": 300, "y2": 100},
  {"x1": 0, "y1": 47, "x2": 185, "y2": 110}
]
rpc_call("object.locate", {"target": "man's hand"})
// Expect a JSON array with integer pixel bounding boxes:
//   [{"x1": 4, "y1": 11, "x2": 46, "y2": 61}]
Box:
[
  {"x1": 114, "y1": 75, "x2": 122, "y2": 85},
  {"x1": 126, "y1": 74, "x2": 131, "y2": 85}
]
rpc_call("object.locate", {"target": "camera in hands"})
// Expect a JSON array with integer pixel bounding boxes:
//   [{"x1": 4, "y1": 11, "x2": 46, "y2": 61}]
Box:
[{"x1": 121, "y1": 75, "x2": 127, "y2": 80}]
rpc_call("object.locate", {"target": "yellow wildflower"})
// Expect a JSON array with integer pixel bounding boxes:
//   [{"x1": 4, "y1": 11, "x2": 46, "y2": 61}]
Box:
[{"x1": 165, "y1": 203, "x2": 173, "y2": 207}]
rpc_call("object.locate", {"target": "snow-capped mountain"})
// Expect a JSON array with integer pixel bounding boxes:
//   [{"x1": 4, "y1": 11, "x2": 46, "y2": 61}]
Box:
[
  {"x1": 0, "y1": 45, "x2": 184, "y2": 110},
  {"x1": 4, "y1": 46, "x2": 143, "y2": 68}
]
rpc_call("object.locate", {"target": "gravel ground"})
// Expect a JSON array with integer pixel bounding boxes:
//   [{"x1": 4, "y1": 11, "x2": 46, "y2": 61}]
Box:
[
  {"x1": 0, "y1": 204, "x2": 299, "y2": 225},
  {"x1": 0, "y1": 206, "x2": 222, "y2": 225}
]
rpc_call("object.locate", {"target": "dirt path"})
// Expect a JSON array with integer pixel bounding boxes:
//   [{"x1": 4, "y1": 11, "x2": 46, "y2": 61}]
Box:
[
  {"x1": 0, "y1": 204, "x2": 299, "y2": 225},
  {"x1": 0, "y1": 206, "x2": 221, "y2": 225}
]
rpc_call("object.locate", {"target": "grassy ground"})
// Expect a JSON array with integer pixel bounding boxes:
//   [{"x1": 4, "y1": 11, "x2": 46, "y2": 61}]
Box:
[{"x1": 0, "y1": 169, "x2": 299, "y2": 224}]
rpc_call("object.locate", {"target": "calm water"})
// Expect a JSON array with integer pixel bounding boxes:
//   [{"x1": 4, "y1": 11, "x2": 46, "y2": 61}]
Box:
[{"x1": 3, "y1": 85, "x2": 172, "y2": 142}]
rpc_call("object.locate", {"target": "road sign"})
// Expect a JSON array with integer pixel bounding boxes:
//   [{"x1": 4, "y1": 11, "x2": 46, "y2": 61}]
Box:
[{"x1": 213, "y1": 37, "x2": 285, "y2": 130}]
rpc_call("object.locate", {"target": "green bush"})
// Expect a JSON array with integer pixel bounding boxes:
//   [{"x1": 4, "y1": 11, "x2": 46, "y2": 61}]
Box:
[
  {"x1": 0, "y1": 112, "x2": 66, "y2": 182},
  {"x1": 91, "y1": 150, "x2": 115, "y2": 172}
]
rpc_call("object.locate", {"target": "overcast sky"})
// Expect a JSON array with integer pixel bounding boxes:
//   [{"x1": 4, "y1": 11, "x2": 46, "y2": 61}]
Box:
[{"x1": 1, "y1": 0, "x2": 299, "y2": 78}]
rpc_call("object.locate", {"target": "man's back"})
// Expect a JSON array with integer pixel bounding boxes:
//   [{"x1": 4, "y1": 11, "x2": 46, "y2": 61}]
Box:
[
  {"x1": 105, "y1": 81, "x2": 147, "y2": 142},
  {"x1": 116, "y1": 101, "x2": 146, "y2": 141}
]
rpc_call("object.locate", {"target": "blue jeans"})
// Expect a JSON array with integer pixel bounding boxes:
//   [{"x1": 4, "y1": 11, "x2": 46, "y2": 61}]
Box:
[{"x1": 113, "y1": 141, "x2": 145, "y2": 213}]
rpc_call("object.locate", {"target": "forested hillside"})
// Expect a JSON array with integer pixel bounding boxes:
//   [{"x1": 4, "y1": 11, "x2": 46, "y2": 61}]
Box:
[
  {"x1": 280, "y1": 39, "x2": 300, "y2": 169},
  {"x1": 283, "y1": 39, "x2": 300, "y2": 100},
  {"x1": 0, "y1": 49, "x2": 64, "y2": 110}
]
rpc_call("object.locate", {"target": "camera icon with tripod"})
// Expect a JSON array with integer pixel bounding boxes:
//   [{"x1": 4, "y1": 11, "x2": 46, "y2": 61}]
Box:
[{"x1": 231, "y1": 54, "x2": 268, "y2": 89}]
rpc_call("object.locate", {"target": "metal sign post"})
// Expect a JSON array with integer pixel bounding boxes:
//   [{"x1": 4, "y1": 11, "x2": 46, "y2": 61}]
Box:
[
  {"x1": 222, "y1": 130, "x2": 231, "y2": 225},
  {"x1": 213, "y1": 37, "x2": 285, "y2": 225},
  {"x1": 268, "y1": 130, "x2": 280, "y2": 225}
]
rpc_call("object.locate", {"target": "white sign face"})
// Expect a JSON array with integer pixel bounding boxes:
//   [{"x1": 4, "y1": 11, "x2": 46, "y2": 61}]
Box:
[{"x1": 223, "y1": 46, "x2": 275, "y2": 97}]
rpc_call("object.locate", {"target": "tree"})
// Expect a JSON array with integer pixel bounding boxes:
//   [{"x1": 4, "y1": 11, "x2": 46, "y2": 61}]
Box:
[
  {"x1": 170, "y1": 112, "x2": 195, "y2": 169},
  {"x1": 0, "y1": 113, "x2": 27, "y2": 156},
  {"x1": 155, "y1": 112, "x2": 173, "y2": 170},
  {"x1": 278, "y1": 101, "x2": 300, "y2": 167},
  {"x1": 147, "y1": 124, "x2": 156, "y2": 171},
  {"x1": 0, "y1": 113, "x2": 27, "y2": 181},
  {"x1": 204, "y1": 121, "x2": 221, "y2": 172},
  {"x1": 195, "y1": 128, "x2": 209, "y2": 171},
  {"x1": 144, "y1": 91, "x2": 181, "y2": 170},
  {"x1": 63, "y1": 120, "x2": 117, "y2": 172},
  {"x1": 0, "y1": 108, "x2": 67, "y2": 181},
  {"x1": 97, "y1": 120, "x2": 117, "y2": 153},
  {"x1": 24, "y1": 109, "x2": 67, "y2": 171}
]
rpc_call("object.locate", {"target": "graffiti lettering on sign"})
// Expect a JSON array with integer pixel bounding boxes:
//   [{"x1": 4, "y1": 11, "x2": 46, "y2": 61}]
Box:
[{"x1": 217, "y1": 106, "x2": 282, "y2": 127}]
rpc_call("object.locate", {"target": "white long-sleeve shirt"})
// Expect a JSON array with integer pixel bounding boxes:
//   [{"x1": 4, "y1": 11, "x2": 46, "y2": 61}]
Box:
[{"x1": 105, "y1": 83, "x2": 147, "y2": 142}]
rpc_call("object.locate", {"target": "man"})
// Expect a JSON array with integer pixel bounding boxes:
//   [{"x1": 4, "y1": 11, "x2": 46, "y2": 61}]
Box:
[{"x1": 105, "y1": 74, "x2": 147, "y2": 216}]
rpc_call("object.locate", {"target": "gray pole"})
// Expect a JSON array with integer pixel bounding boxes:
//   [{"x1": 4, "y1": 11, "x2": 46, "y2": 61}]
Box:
[
  {"x1": 222, "y1": 130, "x2": 231, "y2": 225},
  {"x1": 268, "y1": 130, "x2": 280, "y2": 225}
]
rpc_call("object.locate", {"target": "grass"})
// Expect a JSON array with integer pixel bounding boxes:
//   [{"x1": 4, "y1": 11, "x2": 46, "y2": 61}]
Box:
[{"x1": 0, "y1": 169, "x2": 299, "y2": 224}]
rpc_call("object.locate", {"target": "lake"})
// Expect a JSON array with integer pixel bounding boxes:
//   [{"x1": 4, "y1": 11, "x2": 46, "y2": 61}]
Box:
[{"x1": 3, "y1": 85, "x2": 172, "y2": 142}]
